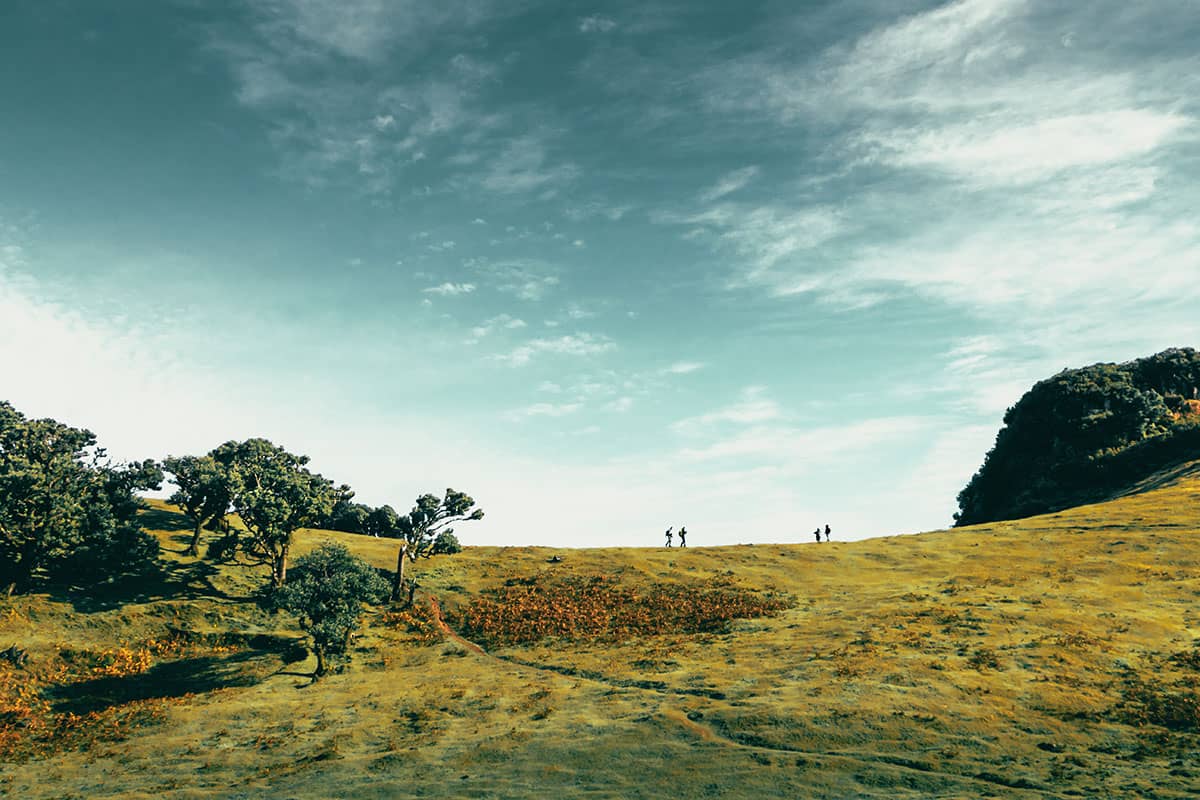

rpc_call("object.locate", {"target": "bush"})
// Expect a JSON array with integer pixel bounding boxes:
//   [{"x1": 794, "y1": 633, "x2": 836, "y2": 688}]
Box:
[
  {"x1": 274, "y1": 543, "x2": 389, "y2": 677},
  {"x1": 455, "y1": 574, "x2": 791, "y2": 648},
  {"x1": 431, "y1": 531, "x2": 462, "y2": 555}
]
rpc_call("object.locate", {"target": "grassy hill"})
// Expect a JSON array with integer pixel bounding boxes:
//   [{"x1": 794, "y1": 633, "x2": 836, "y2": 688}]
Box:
[{"x1": 3, "y1": 471, "x2": 1200, "y2": 799}]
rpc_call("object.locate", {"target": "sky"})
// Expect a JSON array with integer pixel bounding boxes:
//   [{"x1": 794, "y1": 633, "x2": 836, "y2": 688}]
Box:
[{"x1": 2, "y1": 0, "x2": 1199, "y2": 547}]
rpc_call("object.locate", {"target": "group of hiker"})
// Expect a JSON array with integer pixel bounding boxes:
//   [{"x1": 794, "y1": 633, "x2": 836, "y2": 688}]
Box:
[
  {"x1": 660, "y1": 523, "x2": 833, "y2": 547},
  {"x1": 663, "y1": 526, "x2": 687, "y2": 547}
]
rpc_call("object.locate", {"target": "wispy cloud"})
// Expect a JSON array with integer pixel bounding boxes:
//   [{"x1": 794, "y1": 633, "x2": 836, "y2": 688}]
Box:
[
  {"x1": 672, "y1": 386, "x2": 782, "y2": 434},
  {"x1": 494, "y1": 332, "x2": 616, "y2": 366},
  {"x1": 422, "y1": 281, "x2": 476, "y2": 296},
  {"x1": 468, "y1": 258, "x2": 561, "y2": 301},
  {"x1": 698, "y1": 166, "x2": 759, "y2": 203},
  {"x1": 478, "y1": 135, "x2": 580, "y2": 196},
  {"x1": 664, "y1": 361, "x2": 705, "y2": 375},
  {"x1": 505, "y1": 401, "x2": 583, "y2": 420},
  {"x1": 578, "y1": 15, "x2": 617, "y2": 34}
]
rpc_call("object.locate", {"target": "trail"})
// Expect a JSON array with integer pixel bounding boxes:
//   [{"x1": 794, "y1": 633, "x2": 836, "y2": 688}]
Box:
[{"x1": 421, "y1": 594, "x2": 1064, "y2": 798}]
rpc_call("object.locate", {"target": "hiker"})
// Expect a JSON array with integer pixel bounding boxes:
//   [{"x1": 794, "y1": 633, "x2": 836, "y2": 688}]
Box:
[
  {"x1": 814, "y1": 528, "x2": 821, "y2": 543},
  {"x1": 665, "y1": 527, "x2": 674, "y2": 547},
  {"x1": 824, "y1": 524, "x2": 832, "y2": 542},
  {"x1": 678, "y1": 527, "x2": 687, "y2": 547}
]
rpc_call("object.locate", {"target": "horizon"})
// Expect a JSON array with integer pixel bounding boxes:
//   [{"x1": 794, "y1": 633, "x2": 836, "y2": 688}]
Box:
[{"x1": 3, "y1": 0, "x2": 1199, "y2": 547}]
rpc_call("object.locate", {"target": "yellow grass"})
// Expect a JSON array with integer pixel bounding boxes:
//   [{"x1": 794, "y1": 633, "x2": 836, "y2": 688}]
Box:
[{"x1": 2, "y1": 472, "x2": 1199, "y2": 798}]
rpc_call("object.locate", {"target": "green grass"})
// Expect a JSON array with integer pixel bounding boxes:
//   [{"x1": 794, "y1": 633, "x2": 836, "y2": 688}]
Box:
[{"x1": 3, "y1": 469, "x2": 1200, "y2": 798}]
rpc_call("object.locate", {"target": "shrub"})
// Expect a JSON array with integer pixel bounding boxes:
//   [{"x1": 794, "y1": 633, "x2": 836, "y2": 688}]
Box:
[
  {"x1": 275, "y1": 543, "x2": 389, "y2": 677},
  {"x1": 431, "y1": 531, "x2": 462, "y2": 555},
  {"x1": 455, "y1": 574, "x2": 791, "y2": 648}
]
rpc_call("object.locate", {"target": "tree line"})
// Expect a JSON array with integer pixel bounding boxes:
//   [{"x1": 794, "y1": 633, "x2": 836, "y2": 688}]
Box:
[{"x1": 1, "y1": 400, "x2": 483, "y2": 676}]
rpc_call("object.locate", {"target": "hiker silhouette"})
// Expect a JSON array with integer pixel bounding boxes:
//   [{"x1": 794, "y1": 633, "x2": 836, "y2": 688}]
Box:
[
  {"x1": 665, "y1": 527, "x2": 674, "y2": 547},
  {"x1": 824, "y1": 524, "x2": 832, "y2": 541},
  {"x1": 678, "y1": 527, "x2": 687, "y2": 547},
  {"x1": 814, "y1": 528, "x2": 821, "y2": 543}
]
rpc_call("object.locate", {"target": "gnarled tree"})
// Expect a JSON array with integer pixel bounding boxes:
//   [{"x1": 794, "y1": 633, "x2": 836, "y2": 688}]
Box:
[
  {"x1": 163, "y1": 454, "x2": 232, "y2": 556},
  {"x1": 221, "y1": 438, "x2": 337, "y2": 588},
  {"x1": 389, "y1": 489, "x2": 482, "y2": 603}
]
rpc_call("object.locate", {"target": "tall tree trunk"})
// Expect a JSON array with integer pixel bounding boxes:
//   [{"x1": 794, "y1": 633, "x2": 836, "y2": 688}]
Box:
[
  {"x1": 390, "y1": 543, "x2": 408, "y2": 603},
  {"x1": 314, "y1": 646, "x2": 326, "y2": 678},
  {"x1": 272, "y1": 549, "x2": 288, "y2": 588},
  {"x1": 186, "y1": 519, "x2": 204, "y2": 557}
]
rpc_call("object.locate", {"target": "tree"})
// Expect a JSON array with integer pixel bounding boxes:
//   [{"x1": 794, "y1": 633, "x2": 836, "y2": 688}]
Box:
[
  {"x1": 275, "y1": 543, "x2": 388, "y2": 678},
  {"x1": 163, "y1": 454, "x2": 232, "y2": 556},
  {"x1": 324, "y1": 487, "x2": 370, "y2": 534},
  {"x1": 362, "y1": 504, "x2": 398, "y2": 538},
  {"x1": 388, "y1": 489, "x2": 482, "y2": 603},
  {"x1": 0, "y1": 401, "x2": 162, "y2": 595},
  {"x1": 221, "y1": 438, "x2": 337, "y2": 588}
]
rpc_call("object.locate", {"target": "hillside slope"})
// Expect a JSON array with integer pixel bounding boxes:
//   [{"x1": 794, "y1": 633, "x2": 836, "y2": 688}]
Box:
[{"x1": 3, "y1": 479, "x2": 1200, "y2": 799}]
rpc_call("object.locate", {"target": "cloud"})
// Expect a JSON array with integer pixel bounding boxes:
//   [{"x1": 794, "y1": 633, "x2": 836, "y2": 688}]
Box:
[
  {"x1": 672, "y1": 386, "x2": 781, "y2": 434},
  {"x1": 468, "y1": 258, "x2": 561, "y2": 301},
  {"x1": 579, "y1": 15, "x2": 617, "y2": 34},
  {"x1": 858, "y1": 110, "x2": 1190, "y2": 186},
  {"x1": 422, "y1": 281, "x2": 476, "y2": 296},
  {"x1": 478, "y1": 135, "x2": 580, "y2": 195},
  {"x1": 676, "y1": 416, "x2": 930, "y2": 464},
  {"x1": 468, "y1": 314, "x2": 527, "y2": 342},
  {"x1": 664, "y1": 361, "x2": 705, "y2": 375},
  {"x1": 698, "y1": 166, "x2": 759, "y2": 203},
  {"x1": 505, "y1": 401, "x2": 583, "y2": 420},
  {"x1": 494, "y1": 333, "x2": 616, "y2": 366}
]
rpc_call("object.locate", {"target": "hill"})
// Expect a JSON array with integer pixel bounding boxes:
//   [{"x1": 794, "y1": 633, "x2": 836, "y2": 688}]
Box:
[
  {"x1": 956, "y1": 347, "x2": 1200, "y2": 526},
  {"x1": 3, "y1": 479, "x2": 1200, "y2": 799}
]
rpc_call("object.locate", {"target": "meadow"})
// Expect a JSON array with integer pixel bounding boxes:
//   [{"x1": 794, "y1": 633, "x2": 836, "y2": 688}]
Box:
[{"x1": 2, "y1": 471, "x2": 1199, "y2": 799}]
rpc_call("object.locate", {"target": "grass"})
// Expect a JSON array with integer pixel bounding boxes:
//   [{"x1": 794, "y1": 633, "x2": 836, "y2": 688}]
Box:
[{"x1": 1, "y1": 468, "x2": 1199, "y2": 798}]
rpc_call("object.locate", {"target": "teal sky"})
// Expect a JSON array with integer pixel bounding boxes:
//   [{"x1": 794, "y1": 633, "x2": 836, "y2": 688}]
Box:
[{"x1": 3, "y1": 0, "x2": 1199, "y2": 546}]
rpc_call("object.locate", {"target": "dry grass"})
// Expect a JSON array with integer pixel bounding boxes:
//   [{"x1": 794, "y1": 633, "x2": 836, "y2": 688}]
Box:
[{"x1": 1, "y1": 469, "x2": 1199, "y2": 798}]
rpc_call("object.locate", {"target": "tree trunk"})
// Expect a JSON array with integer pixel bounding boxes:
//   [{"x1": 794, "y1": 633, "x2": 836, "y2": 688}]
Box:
[
  {"x1": 186, "y1": 519, "x2": 204, "y2": 557},
  {"x1": 390, "y1": 544, "x2": 408, "y2": 603},
  {"x1": 4, "y1": 581, "x2": 15, "y2": 599},
  {"x1": 272, "y1": 550, "x2": 288, "y2": 588},
  {"x1": 314, "y1": 646, "x2": 326, "y2": 678}
]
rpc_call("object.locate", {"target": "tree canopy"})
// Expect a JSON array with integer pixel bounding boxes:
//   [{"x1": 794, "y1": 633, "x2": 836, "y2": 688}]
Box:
[
  {"x1": 275, "y1": 542, "x2": 388, "y2": 677},
  {"x1": 0, "y1": 401, "x2": 162, "y2": 595},
  {"x1": 217, "y1": 438, "x2": 338, "y2": 588},
  {"x1": 163, "y1": 454, "x2": 232, "y2": 556}
]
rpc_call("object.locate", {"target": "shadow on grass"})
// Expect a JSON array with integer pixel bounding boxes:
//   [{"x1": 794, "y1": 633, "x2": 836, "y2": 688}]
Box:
[
  {"x1": 47, "y1": 559, "x2": 250, "y2": 614},
  {"x1": 46, "y1": 635, "x2": 308, "y2": 714},
  {"x1": 138, "y1": 506, "x2": 194, "y2": 533}
]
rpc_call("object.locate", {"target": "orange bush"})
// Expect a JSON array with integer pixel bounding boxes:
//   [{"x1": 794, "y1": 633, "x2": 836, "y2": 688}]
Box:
[{"x1": 453, "y1": 575, "x2": 790, "y2": 647}]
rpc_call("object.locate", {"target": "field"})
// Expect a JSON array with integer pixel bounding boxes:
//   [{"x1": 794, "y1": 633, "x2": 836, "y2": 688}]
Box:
[{"x1": 2, "y1": 474, "x2": 1199, "y2": 799}]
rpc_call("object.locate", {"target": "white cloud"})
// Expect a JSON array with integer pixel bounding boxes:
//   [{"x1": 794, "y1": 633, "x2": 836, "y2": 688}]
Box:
[
  {"x1": 677, "y1": 416, "x2": 930, "y2": 463},
  {"x1": 698, "y1": 166, "x2": 760, "y2": 203},
  {"x1": 578, "y1": 15, "x2": 617, "y2": 34},
  {"x1": 479, "y1": 136, "x2": 580, "y2": 195},
  {"x1": 672, "y1": 386, "x2": 782, "y2": 434},
  {"x1": 664, "y1": 361, "x2": 705, "y2": 375},
  {"x1": 494, "y1": 333, "x2": 617, "y2": 366},
  {"x1": 860, "y1": 110, "x2": 1190, "y2": 186},
  {"x1": 505, "y1": 401, "x2": 583, "y2": 420},
  {"x1": 422, "y1": 281, "x2": 476, "y2": 296}
]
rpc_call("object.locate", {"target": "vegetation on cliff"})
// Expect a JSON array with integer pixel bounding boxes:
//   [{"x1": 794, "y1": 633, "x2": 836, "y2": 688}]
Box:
[{"x1": 956, "y1": 347, "x2": 1200, "y2": 526}]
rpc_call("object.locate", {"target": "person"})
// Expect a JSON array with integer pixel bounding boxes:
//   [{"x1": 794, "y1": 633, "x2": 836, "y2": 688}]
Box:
[
  {"x1": 665, "y1": 527, "x2": 674, "y2": 547},
  {"x1": 678, "y1": 526, "x2": 687, "y2": 547},
  {"x1": 813, "y1": 527, "x2": 821, "y2": 543},
  {"x1": 824, "y1": 523, "x2": 832, "y2": 541}
]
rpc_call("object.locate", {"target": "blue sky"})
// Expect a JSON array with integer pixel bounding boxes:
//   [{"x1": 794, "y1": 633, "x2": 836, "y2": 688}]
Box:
[{"x1": 2, "y1": 0, "x2": 1199, "y2": 546}]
